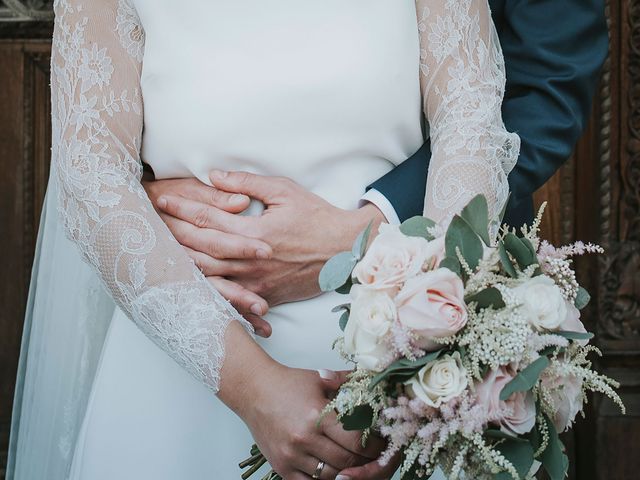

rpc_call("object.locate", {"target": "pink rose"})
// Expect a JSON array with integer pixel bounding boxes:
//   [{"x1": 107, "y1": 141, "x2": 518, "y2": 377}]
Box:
[
  {"x1": 541, "y1": 365, "x2": 584, "y2": 432},
  {"x1": 353, "y1": 225, "x2": 445, "y2": 293},
  {"x1": 560, "y1": 301, "x2": 589, "y2": 346},
  {"x1": 475, "y1": 366, "x2": 536, "y2": 436},
  {"x1": 395, "y1": 268, "x2": 467, "y2": 350}
]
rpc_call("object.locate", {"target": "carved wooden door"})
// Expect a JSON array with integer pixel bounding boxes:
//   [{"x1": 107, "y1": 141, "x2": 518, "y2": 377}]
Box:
[{"x1": 0, "y1": 1, "x2": 637, "y2": 478}]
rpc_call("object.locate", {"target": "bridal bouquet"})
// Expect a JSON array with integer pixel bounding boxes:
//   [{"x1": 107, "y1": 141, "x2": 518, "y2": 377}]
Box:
[{"x1": 240, "y1": 195, "x2": 624, "y2": 480}]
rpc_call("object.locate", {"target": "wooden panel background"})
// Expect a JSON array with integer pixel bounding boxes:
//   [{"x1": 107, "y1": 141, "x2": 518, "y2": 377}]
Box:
[{"x1": 0, "y1": 0, "x2": 638, "y2": 478}]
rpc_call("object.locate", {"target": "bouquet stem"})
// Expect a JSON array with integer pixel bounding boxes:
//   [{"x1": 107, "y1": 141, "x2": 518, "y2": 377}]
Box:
[{"x1": 239, "y1": 444, "x2": 282, "y2": 480}]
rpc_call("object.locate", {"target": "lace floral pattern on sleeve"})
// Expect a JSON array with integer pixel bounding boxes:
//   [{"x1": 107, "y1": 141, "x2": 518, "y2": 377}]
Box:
[
  {"x1": 51, "y1": 0, "x2": 251, "y2": 392},
  {"x1": 417, "y1": 0, "x2": 520, "y2": 230}
]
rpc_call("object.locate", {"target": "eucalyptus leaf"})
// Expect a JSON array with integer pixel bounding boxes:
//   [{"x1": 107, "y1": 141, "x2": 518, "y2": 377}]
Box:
[
  {"x1": 554, "y1": 330, "x2": 594, "y2": 341},
  {"x1": 340, "y1": 404, "x2": 374, "y2": 431},
  {"x1": 445, "y1": 215, "x2": 484, "y2": 271},
  {"x1": 352, "y1": 222, "x2": 374, "y2": 260},
  {"x1": 369, "y1": 349, "x2": 445, "y2": 389},
  {"x1": 485, "y1": 429, "x2": 528, "y2": 443},
  {"x1": 574, "y1": 286, "x2": 591, "y2": 310},
  {"x1": 399, "y1": 216, "x2": 436, "y2": 240},
  {"x1": 496, "y1": 439, "x2": 535, "y2": 479},
  {"x1": 440, "y1": 256, "x2": 461, "y2": 275},
  {"x1": 540, "y1": 415, "x2": 568, "y2": 480},
  {"x1": 331, "y1": 303, "x2": 350, "y2": 313},
  {"x1": 339, "y1": 310, "x2": 349, "y2": 331},
  {"x1": 465, "y1": 287, "x2": 506, "y2": 311},
  {"x1": 539, "y1": 346, "x2": 566, "y2": 357},
  {"x1": 503, "y1": 233, "x2": 537, "y2": 270},
  {"x1": 460, "y1": 194, "x2": 491, "y2": 246},
  {"x1": 500, "y1": 356, "x2": 550, "y2": 401},
  {"x1": 335, "y1": 276, "x2": 354, "y2": 295},
  {"x1": 319, "y1": 252, "x2": 357, "y2": 292},
  {"x1": 498, "y1": 192, "x2": 512, "y2": 226},
  {"x1": 498, "y1": 242, "x2": 517, "y2": 278}
]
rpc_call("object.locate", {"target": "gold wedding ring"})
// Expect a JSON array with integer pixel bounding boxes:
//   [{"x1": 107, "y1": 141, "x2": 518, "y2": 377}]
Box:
[{"x1": 312, "y1": 460, "x2": 325, "y2": 479}]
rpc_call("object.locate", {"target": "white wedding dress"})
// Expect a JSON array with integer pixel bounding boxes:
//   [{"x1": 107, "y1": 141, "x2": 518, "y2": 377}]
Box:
[{"x1": 7, "y1": 1, "x2": 518, "y2": 479}]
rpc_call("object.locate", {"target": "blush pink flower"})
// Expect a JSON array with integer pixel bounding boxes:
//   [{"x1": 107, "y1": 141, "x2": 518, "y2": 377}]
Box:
[
  {"x1": 395, "y1": 268, "x2": 467, "y2": 350},
  {"x1": 474, "y1": 365, "x2": 536, "y2": 436},
  {"x1": 352, "y1": 225, "x2": 445, "y2": 293},
  {"x1": 541, "y1": 365, "x2": 584, "y2": 432}
]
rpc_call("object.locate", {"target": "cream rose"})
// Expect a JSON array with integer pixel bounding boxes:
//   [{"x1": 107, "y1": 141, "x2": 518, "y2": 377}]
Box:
[
  {"x1": 396, "y1": 269, "x2": 467, "y2": 350},
  {"x1": 560, "y1": 301, "x2": 589, "y2": 346},
  {"x1": 541, "y1": 367, "x2": 584, "y2": 432},
  {"x1": 404, "y1": 352, "x2": 468, "y2": 407},
  {"x1": 514, "y1": 275, "x2": 567, "y2": 331},
  {"x1": 343, "y1": 286, "x2": 396, "y2": 371},
  {"x1": 352, "y1": 224, "x2": 443, "y2": 292},
  {"x1": 474, "y1": 365, "x2": 536, "y2": 435}
]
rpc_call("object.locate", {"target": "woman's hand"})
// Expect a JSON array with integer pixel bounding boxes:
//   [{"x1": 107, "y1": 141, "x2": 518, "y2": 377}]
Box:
[{"x1": 233, "y1": 362, "x2": 394, "y2": 479}]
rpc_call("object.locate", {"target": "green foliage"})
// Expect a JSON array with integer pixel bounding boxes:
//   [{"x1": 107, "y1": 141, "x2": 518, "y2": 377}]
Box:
[
  {"x1": 352, "y1": 222, "x2": 373, "y2": 260},
  {"x1": 445, "y1": 215, "x2": 484, "y2": 271},
  {"x1": 485, "y1": 429, "x2": 529, "y2": 443},
  {"x1": 540, "y1": 415, "x2": 569, "y2": 480},
  {"x1": 338, "y1": 310, "x2": 349, "y2": 331},
  {"x1": 460, "y1": 194, "x2": 491, "y2": 246},
  {"x1": 400, "y1": 216, "x2": 436, "y2": 241},
  {"x1": 498, "y1": 242, "x2": 517, "y2": 278},
  {"x1": 502, "y1": 233, "x2": 538, "y2": 271},
  {"x1": 440, "y1": 256, "x2": 461, "y2": 275},
  {"x1": 494, "y1": 438, "x2": 535, "y2": 480},
  {"x1": 465, "y1": 287, "x2": 506, "y2": 311},
  {"x1": 500, "y1": 356, "x2": 550, "y2": 401},
  {"x1": 574, "y1": 286, "x2": 591, "y2": 310},
  {"x1": 340, "y1": 404, "x2": 374, "y2": 431},
  {"x1": 369, "y1": 350, "x2": 444, "y2": 389},
  {"x1": 554, "y1": 330, "x2": 594, "y2": 341},
  {"x1": 319, "y1": 251, "x2": 357, "y2": 292}
]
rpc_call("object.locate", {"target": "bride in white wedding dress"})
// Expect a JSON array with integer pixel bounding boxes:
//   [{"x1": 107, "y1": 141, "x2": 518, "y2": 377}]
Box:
[{"x1": 7, "y1": 0, "x2": 519, "y2": 479}]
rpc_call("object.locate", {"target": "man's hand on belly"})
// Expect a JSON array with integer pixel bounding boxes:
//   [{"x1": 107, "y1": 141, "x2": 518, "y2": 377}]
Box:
[{"x1": 144, "y1": 171, "x2": 384, "y2": 335}]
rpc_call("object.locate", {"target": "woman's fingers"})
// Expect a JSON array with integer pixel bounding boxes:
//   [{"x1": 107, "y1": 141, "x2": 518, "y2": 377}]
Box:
[
  {"x1": 205, "y1": 276, "x2": 271, "y2": 334},
  {"x1": 320, "y1": 413, "x2": 386, "y2": 460},
  {"x1": 337, "y1": 452, "x2": 401, "y2": 480},
  {"x1": 299, "y1": 455, "x2": 340, "y2": 480},
  {"x1": 305, "y1": 436, "x2": 368, "y2": 472}
]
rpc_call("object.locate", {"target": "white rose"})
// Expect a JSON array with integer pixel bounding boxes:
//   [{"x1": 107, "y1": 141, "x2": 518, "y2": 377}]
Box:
[
  {"x1": 514, "y1": 275, "x2": 567, "y2": 331},
  {"x1": 343, "y1": 286, "x2": 396, "y2": 371},
  {"x1": 352, "y1": 224, "x2": 443, "y2": 293},
  {"x1": 404, "y1": 352, "x2": 468, "y2": 407}
]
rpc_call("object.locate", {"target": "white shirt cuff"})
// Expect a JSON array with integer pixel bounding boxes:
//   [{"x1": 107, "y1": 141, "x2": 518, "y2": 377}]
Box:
[{"x1": 359, "y1": 188, "x2": 401, "y2": 225}]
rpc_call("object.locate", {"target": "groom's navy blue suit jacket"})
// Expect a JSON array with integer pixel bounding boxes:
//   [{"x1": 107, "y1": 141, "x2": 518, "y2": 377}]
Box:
[{"x1": 370, "y1": 0, "x2": 609, "y2": 228}]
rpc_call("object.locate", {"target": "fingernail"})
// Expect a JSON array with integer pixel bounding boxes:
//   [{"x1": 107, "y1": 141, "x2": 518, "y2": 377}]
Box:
[
  {"x1": 255, "y1": 328, "x2": 266, "y2": 337},
  {"x1": 336, "y1": 475, "x2": 351, "y2": 480},
  {"x1": 250, "y1": 303, "x2": 264, "y2": 316},
  {"x1": 318, "y1": 369, "x2": 338, "y2": 380},
  {"x1": 230, "y1": 194, "x2": 247, "y2": 205},
  {"x1": 157, "y1": 196, "x2": 167, "y2": 209},
  {"x1": 256, "y1": 248, "x2": 270, "y2": 260},
  {"x1": 210, "y1": 170, "x2": 229, "y2": 180}
]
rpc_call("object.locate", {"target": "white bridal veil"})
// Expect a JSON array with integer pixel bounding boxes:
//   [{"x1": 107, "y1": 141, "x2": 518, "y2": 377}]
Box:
[{"x1": 6, "y1": 180, "x2": 117, "y2": 480}]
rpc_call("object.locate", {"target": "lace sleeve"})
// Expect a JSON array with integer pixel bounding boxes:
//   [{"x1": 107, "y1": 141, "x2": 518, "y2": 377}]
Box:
[
  {"x1": 51, "y1": 0, "x2": 251, "y2": 393},
  {"x1": 416, "y1": 0, "x2": 520, "y2": 228}
]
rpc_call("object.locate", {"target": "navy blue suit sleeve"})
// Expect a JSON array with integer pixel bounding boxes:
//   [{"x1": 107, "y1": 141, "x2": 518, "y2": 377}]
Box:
[{"x1": 369, "y1": 0, "x2": 608, "y2": 226}]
